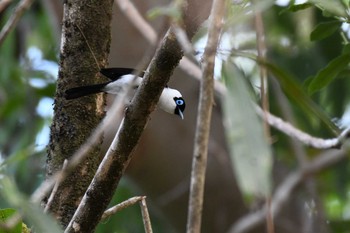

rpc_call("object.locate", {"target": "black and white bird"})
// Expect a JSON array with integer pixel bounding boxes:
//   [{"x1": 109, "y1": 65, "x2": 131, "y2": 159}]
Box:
[{"x1": 65, "y1": 68, "x2": 186, "y2": 119}]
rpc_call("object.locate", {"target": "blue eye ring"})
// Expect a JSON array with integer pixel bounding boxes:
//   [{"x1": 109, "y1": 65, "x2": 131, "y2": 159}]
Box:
[{"x1": 176, "y1": 99, "x2": 184, "y2": 105}]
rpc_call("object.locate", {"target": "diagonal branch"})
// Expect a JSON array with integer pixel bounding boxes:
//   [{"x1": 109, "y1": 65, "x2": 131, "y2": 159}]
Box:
[
  {"x1": 256, "y1": 106, "x2": 350, "y2": 149},
  {"x1": 115, "y1": 0, "x2": 226, "y2": 95},
  {"x1": 64, "y1": 30, "x2": 183, "y2": 233},
  {"x1": 0, "y1": 0, "x2": 34, "y2": 46}
]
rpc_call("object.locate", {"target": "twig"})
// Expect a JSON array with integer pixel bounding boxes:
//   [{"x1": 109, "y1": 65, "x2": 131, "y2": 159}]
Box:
[
  {"x1": 101, "y1": 196, "x2": 144, "y2": 221},
  {"x1": 253, "y1": 5, "x2": 274, "y2": 233},
  {"x1": 186, "y1": 0, "x2": 225, "y2": 232},
  {"x1": 253, "y1": 3, "x2": 269, "y2": 137},
  {"x1": 0, "y1": 0, "x2": 34, "y2": 46},
  {"x1": 116, "y1": 0, "x2": 157, "y2": 43},
  {"x1": 139, "y1": 197, "x2": 153, "y2": 233},
  {"x1": 100, "y1": 196, "x2": 153, "y2": 232},
  {"x1": 229, "y1": 148, "x2": 348, "y2": 233},
  {"x1": 0, "y1": 0, "x2": 12, "y2": 13},
  {"x1": 115, "y1": 0, "x2": 227, "y2": 95},
  {"x1": 44, "y1": 159, "x2": 68, "y2": 213},
  {"x1": 31, "y1": 76, "x2": 133, "y2": 203},
  {"x1": 171, "y1": 24, "x2": 196, "y2": 55},
  {"x1": 256, "y1": 106, "x2": 350, "y2": 149}
]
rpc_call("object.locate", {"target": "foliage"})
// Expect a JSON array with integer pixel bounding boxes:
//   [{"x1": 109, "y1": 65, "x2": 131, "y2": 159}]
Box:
[
  {"x1": 220, "y1": 0, "x2": 350, "y2": 230},
  {"x1": 0, "y1": 208, "x2": 21, "y2": 233}
]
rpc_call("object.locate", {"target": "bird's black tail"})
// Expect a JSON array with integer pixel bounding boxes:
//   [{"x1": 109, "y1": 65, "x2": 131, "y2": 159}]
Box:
[{"x1": 65, "y1": 83, "x2": 107, "y2": 100}]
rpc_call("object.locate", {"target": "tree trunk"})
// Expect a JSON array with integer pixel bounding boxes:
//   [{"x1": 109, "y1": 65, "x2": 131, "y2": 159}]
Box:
[{"x1": 45, "y1": 0, "x2": 113, "y2": 228}]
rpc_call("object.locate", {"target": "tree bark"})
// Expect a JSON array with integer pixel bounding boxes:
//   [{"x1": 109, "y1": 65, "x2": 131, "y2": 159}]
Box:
[{"x1": 46, "y1": 0, "x2": 113, "y2": 227}]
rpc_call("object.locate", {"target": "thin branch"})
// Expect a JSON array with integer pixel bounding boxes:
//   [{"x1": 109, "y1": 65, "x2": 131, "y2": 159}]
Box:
[
  {"x1": 100, "y1": 196, "x2": 153, "y2": 232},
  {"x1": 229, "y1": 148, "x2": 348, "y2": 233},
  {"x1": 0, "y1": 0, "x2": 34, "y2": 46},
  {"x1": 44, "y1": 159, "x2": 68, "y2": 213},
  {"x1": 139, "y1": 197, "x2": 153, "y2": 233},
  {"x1": 253, "y1": 3, "x2": 270, "y2": 137},
  {"x1": 115, "y1": 0, "x2": 157, "y2": 43},
  {"x1": 256, "y1": 106, "x2": 350, "y2": 149},
  {"x1": 186, "y1": 0, "x2": 225, "y2": 232},
  {"x1": 115, "y1": 0, "x2": 227, "y2": 95},
  {"x1": 31, "y1": 80, "x2": 131, "y2": 203},
  {"x1": 101, "y1": 196, "x2": 144, "y2": 221},
  {"x1": 0, "y1": 0, "x2": 12, "y2": 13},
  {"x1": 253, "y1": 5, "x2": 274, "y2": 233},
  {"x1": 171, "y1": 24, "x2": 196, "y2": 55}
]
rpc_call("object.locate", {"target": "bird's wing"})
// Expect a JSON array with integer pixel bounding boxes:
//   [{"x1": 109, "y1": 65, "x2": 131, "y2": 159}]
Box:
[{"x1": 100, "y1": 68, "x2": 145, "y2": 80}]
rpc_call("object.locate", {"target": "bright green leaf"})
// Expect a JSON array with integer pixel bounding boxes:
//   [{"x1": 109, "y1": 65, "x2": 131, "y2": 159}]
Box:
[
  {"x1": 223, "y1": 62, "x2": 272, "y2": 198},
  {"x1": 0, "y1": 208, "x2": 22, "y2": 233},
  {"x1": 308, "y1": 53, "x2": 350, "y2": 94},
  {"x1": 310, "y1": 21, "x2": 341, "y2": 41}
]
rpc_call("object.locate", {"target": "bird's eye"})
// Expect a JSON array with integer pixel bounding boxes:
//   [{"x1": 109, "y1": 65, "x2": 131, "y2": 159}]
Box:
[{"x1": 176, "y1": 99, "x2": 184, "y2": 106}]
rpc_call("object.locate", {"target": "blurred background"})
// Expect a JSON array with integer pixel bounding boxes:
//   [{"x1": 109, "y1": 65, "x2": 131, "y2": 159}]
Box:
[{"x1": 1, "y1": 0, "x2": 350, "y2": 232}]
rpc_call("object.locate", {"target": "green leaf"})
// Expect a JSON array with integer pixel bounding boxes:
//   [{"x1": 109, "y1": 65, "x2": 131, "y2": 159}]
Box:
[
  {"x1": 0, "y1": 208, "x2": 22, "y2": 233},
  {"x1": 310, "y1": 21, "x2": 341, "y2": 41},
  {"x1": 147, "y1": 6, "x2": 182, "y2": 20},
  {"x1": 0, "y1": 177, "x2": 62, "y2": 233},
  {"x1": 259, "y1": 60, "x2": 339, "y2": 134},
  {"x1": 222, "y1": 62, "x2": 272, "y2": 198},
  {"x1": 308, "y1": 53, "x2": 350, "y2": 94},
  {"x1": 279, "y1": 3, "x2": 314, "y2": 15},
  {"x1": 341, "y1": 44, "x2": 350, "y2": 54},
  {"x1": 310, "y1": 0, "x2": 348, "y2": 18}
]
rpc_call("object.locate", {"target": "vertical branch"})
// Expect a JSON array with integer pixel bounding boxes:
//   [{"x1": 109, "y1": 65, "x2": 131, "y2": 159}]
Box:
[
  {"x1": 254, "y1": 5, "x2": 269, "y2": 136},
  {"x1": 186, "y1": 0, "x2": 225, "y2": 232},
  {"x1": 254, "y1": 6, "x2": 274, "y2": 233},
  {"x1": 139, "y1": 197, "x2": 153, "y2": 233}
]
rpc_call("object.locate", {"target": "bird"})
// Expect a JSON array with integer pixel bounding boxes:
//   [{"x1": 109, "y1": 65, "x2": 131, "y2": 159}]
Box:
[{"x1": 65, "y1": 68, "x2": 186, "y2": 119}]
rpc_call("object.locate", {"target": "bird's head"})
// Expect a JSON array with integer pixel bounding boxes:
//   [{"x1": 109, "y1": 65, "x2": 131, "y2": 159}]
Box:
[{"x1": 159, "y1": 87, "x2": 186, "y2": 119}]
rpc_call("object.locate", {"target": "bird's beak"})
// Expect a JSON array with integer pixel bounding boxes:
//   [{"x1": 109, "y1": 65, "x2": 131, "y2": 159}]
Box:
[{"x1": 178, "y1": 109, "x2": 184, "y2": 120}]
